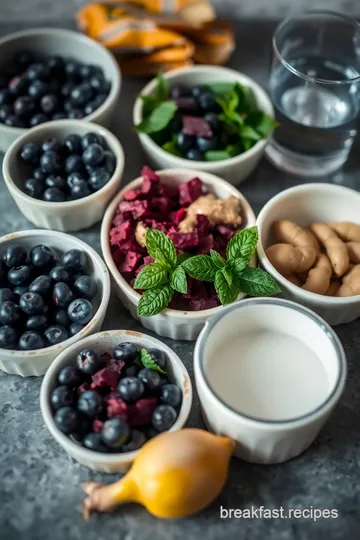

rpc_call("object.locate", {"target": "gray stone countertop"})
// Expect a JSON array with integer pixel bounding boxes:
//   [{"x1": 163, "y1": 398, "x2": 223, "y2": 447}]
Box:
[{"x1": 1, "y1": 19, "x2": 360, "y2": 540}]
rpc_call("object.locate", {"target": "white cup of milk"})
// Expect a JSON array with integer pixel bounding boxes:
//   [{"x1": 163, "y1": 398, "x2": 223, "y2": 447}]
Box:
[{"x1": 194, "y1": 298, "x2": 347, "y2": 464}]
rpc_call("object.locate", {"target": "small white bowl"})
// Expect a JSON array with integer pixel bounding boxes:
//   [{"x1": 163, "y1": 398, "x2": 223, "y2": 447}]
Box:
[
  {"x1": 0, "y1": 28, "x2": 121, "y2": 152},
  {"x1": 257, "y1": 183, "x2": 360, "y2": 326},
  {"x1": 133, "y1": 65, "x2": 274, "y2": 185},
  {"x1": 40, "y1": 329, "x2": 193, "y2": 473},
  {"x1": 194, "y1": 298, "x2": 347, "y2": 464},
  {"x1": 101, "y1": 168, "x2": 256, "y2": 341},
  {"x1": 0, "y1": 229, "x2": 111, "y2": 377},
  {"x1": 2, "y1": 120, "x2": 125, "y2": 232}
]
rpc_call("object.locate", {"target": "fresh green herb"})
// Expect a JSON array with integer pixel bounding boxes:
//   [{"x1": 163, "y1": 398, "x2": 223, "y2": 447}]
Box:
[
  {"x1": 140, "y1": 348, "x2": 167, "y2": 374},
  {"x1": 204, "y1": 150, "x2": 231, "y2": 161},
  {"x1": 170, "y1": 266, "x2": 188, "y2": 294},
  {"x1": 182, "y1": 255, "x2": 217, "y2": 282},
  {"x1": 162, "y1": 136, "x2": 182, "y2": 157},
  {"x1": 214, "y1": 269, "x2": 239, "y2": 305},
  {"x1": 154, "y1": 73, "x2": 169, "y2": 102},
  {"x1": 226, "y1": 226, "x2": 258, "y2": 262},
  {"x1": 133, "y1": 263, "x2": 168, "y2": 290},
  {"x1": 210, "y1": 249, "x2": 226, "y2": 268},
  {"x1": 135, "y1": 101, "x2": 177, "y2": 134},
  {"x1": 145, "y1": 228, "x2": 176, "y2": 268},
  {"x1": 205, "y1": 82, "x2": 235, "y2": 96},
  {"x1": 137, "y1": 284, "x2": 174, "y2": 317}
]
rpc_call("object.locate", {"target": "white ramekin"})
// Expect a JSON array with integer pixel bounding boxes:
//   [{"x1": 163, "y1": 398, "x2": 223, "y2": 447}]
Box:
[
  {"x1": 257, "y1": 183, "x2": 360, "y2": 326},
  {"x1": 101, "y1": 168, "x2": 256, "y2": 341},
  {"x1": 133, "y1": 65, "x2": 274, "y2": 185},
  {"x1": 0, "y1": 28, "x2": 121, "y2": 151},
  {"x1": 40, "y1": 329, "x2": 193, "y2": 473},
  {"x1": 2, "y1": 120, "x2": 124, "y2": 232},
  {"x1": 194, "y1": 298, "x2": 347, "y2": 465},
  {"x1": 0, "y1": 230, "x2": 111, "y2": 377}
]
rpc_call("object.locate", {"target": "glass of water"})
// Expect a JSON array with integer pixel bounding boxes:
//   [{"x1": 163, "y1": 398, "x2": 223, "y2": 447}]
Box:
[{"x1": 266, "y1": 11, "x2": 360, "y2": 176}]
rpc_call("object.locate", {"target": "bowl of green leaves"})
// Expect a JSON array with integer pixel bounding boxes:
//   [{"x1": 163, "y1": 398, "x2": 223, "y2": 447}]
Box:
[{"x1": 133, "y1": 66, "x2": 275, "y2": 185}]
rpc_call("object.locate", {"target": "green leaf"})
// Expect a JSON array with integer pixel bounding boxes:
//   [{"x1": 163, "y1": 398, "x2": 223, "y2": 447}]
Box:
[
  {"x1": 229, "y1": 111, "x2": 244, "y2": 126},
  {"x1": 177, "y1": 253, "x2": 191, "y2": 265},
  {"x1": 237, "y1": 267, "x2": 281, "y2": 297},
  {"x1": 182, "y1": 255, "x2": 217, "y2": 282},
  {"x1": 140, "y1": 94, "x2": 159, "y2": 117},
  {"x1": 140, "y1": 348, "x2": 167, "y2": 374},
  {"x1": 243, "y1": 86, "x2": 258, "y2": 114},
  {"x1": 226, "y1": 226, "x2": 259, "y2": 262},
  {"x1": 210, "y1": 249, "x2": 226, "y2": 268},
  {"x1": 239, "y1": 125, "x2": 261, "y2": 141},
  {"x1": 205, "y1": 82, "x2": 234, "y2": 97},
  {"x1": 133, "y1": 263, "x2": 168, "y2": 291},
  {"x1": 135, "y1": 101, "x2": 177, "y2": 134},
  {"x1": 137, "y1": 284, "x2": 174, "y2": 317},
  {"x1": 228, "y1": 257, "x2": 248, "y2": 275},
  {"x1": 170, "y1": 266, "x2": 187, "y2": 294},
  {"x1": 204, "y1": 150, "x2": 231, "y2": 162},
  {"x1": 223, "y1": 266, "x2": 234, "y2": 286},
  {"x1": 162, "y1": 139, "x2": 182, "y2": 157},
  {"x1": 146, "y1": 228, "x2": 177, "y2": 268},
  {"x1": 155, "y1": 73, "x2": 169, "y2": 102},
  {"x1": 215, "y1": 268, "x2": 240, "y2": 305},
  {"x1": 226, "y1": 142, "x2": 244, "y2": 157},
  {"x1": 243, "y1": 139, "x2": 254, "y2": 151},
  {"x1": 246, "y1": 111, "x2": 278, "y2": 138}
]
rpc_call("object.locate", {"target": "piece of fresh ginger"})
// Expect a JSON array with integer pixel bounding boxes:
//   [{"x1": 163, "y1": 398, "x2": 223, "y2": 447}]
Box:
[
  {"x1": 302, "y1": 253, "x2": 332, "y2": 294},
  {"x1": 309, "y1": 223, "x2": 349, "y2": 277},
  {"x1": 178, "y1": 194, "x2": 242, "y2": 233},
  {"x1": 265, "y1": 243, "x2": 317, "y2": 275},
  {"x1": 272, "y1": 220, "x2": 320, "y2": 250},
  {"x1": 337, "y1": 265, "x2": 360, "y2": 297},
  {"x1": 329, "y1": 222, "x2": 360, "y2": 243}
]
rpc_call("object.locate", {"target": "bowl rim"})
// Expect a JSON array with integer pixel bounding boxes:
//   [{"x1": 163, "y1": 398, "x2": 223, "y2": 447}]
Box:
[
  {"x1": 40, "y1": 329, "x2": 193, "y2": 464},
  {"x1": 132, "y1": 65, "x2": 274, "y2": 169},
  {"x1": 194, "y1": 297, "x2": 347, "y2": 428},
  {"x1": 100, "y1": 167, "x2": 257, "y2": 320},
  {"x1": 2, "y1": 119, "x2": 125, "y2": 210},
  {"x1": 0, "y1": 229, "x2": 111, "y2": 358},
  {"x1": 0, "y1": 27, "x2": 121, "y2": 134},
  {"x1": 257, "y1": 182, "x2": 360, "y2": 305}
]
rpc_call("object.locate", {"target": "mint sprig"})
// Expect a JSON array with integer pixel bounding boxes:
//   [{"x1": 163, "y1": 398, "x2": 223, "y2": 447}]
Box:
[
  {"x1": 140, "y1": 348, "x2": 167, "y2": 374},
  {"x1": 135, "y1": 101, "x2": 177, "y2": 134}
]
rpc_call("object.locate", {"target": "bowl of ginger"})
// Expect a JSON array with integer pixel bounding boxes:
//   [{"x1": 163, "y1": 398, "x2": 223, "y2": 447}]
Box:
[{"x1": 257, "y1": 183, "x2": 360, "y2": 326}]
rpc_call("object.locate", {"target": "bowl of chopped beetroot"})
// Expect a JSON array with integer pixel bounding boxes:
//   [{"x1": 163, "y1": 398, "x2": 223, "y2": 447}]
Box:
[
  {"x1": 40, "y1": 329, "x2": 192, "y2": 472},
  {"x1": 133, "y1": 65, "x2": 274, "y2": 185},
  {"x1": 101, "y1": 166, "x2": 257, "y2": 341}
]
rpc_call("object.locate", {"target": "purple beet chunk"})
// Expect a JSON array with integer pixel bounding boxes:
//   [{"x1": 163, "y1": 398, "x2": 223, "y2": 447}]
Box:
[{"x1": 182, "y1": 116, "x2": 213, "y2": 138}]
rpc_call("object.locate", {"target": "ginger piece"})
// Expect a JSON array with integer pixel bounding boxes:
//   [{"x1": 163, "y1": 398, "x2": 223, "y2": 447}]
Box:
[
  {"x1": 346, "y1": 242, "x2": 360, "y2": 264},
  {"x1": 336, "y1": 265, "x2": 360, "y2": 297},
  {"x1": 135, "y1": 221, "x2": 147, "y2": 248},
  {"x1": 265, "y1": 243, "x2": 317, "y2": 275},
  {"x1": 326, "y1": 280, "x2": 341, "y2": 296},
  {"x1": 178, "y1": 194, "x2": 242, "y2": 233},
  {"x1": 309, "y1": 223, "x2": 349, "y2": 277},
  {"x1": 272, "y1": 220, "x2": 320, "y2": 250},
  {"x1": 329, "y1": 222, "x2": 360, "y2": 243},
  {"x1": 302, "y1": 254, "x2": 332, "y2": 294},
  {"x1": 285, "y1": 274, "x2": 302, "y2": 287}
]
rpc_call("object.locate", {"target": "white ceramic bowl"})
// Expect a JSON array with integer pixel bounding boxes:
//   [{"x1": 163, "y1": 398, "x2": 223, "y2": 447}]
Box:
[
  {"x1": 133, "y1": 66, "x2": 274, "y2": 185},
  {"x1": 0, "y1": 229, "x2": 111, "y2": 377},
  {"x1": 194, "y1": 298, "x2": 347, "y2": 464},
  {"x1": 101, "y1": 168, "x2": 257, "y2": 341},
  {"x1": 2, "y1": 120, "x2": 125, "y2": 232},
  {"x1": 40, "y1": 329, "x2": 193, "y2": 473},
  {"x1": 0, "y1": 28, "x2": 121, "y2": 152},
  {"x1": 257, "y1": 183, "x2": 360, "y2": 326}
]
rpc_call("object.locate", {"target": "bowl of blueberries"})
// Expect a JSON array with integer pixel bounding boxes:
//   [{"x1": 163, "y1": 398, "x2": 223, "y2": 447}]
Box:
[
  {"x1": 40, "y1": 329, "x2": 192, "y2": 472},
  {"x1": 2, "y1": 120, "x2": 124, "y2": 232},
  {"x1": 0, "y1": 27, "x2": 121, "y2": 151},
  {"x1": 0, "y1": 229, "x2": 111, "y2": 377}
]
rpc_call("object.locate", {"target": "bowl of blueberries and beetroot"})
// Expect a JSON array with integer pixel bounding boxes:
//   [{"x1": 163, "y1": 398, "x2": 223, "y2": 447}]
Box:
[
  {"x1": 0, "y1": 27, "x2": 121, "y2": 150},
  {"x1": 133, "y1": 66, "x2": 275, "y2": 184},
  {"x1": 2, "y1": 120, "x2": 124, "y2": 232},
  {"x1": 40, "y1": 330, "x2": 192, "y2": 472},
  {"x1": 0, "y1": 229, "x2": 110, "y2": 377}
]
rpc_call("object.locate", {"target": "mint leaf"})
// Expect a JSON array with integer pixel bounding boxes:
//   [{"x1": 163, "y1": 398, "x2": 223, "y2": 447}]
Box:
[
  {"x1": 246, "y1": 111, "x2": 277, "y2": 138},
  {"x1": 146, "y1": 228, "x2": 176, "y2": 268},
  {"x1": 162, "y1": 138, "x2": 182, "y2": 157},
  {"x1": 170, "y1": 266, "x2": 187, "y2": 294},
  {"x1": 182, "y1": 255, "x2": 217, "y2": 282},
  {"x1": 226, "y1": 226, "x2": 258, "y2": 262},
  {"x1": 223, "y1": 266, "x2": 234, "y2": 286},
  {"x1": 243, "y1": 86, "x2": 258, "y2": 114},
  {"x1": 177, "y1": 253, "x2": 191, "y2": 264},
  {"x1": 155, "y1": 73, "x2": 169, "y2": 102},
  {"x1": 215, "y1": 268, "x2": 240, "y2": 305},
  {"x1": 205, "y1": 150, "x2": 230, "y2": 162},
  {"x1": 140, "y1": 95, "x2": 159, "y2": 117},
  {"x1": 239, "y1": 125, "x2": 261, "y2": 141},
  {"x1": 205, "y1": 82, "x2": 234, "y2": 97},
  {"x1": 210, "y1": 249, "x2": 225, "y2": 268},
  {"x1": 228, "y1": 257, "x2": 248, "y2": 275},
  {"x1": 137, "y1": 284, "x2": 174, "y2": 317},
  {"x1": 133, "y1": 263, "x2": 168, "y2": 291},
  {"x1": 226, "y1": 142, "x2": 244, "y2": 157},
  {"x1": 140, "y1": 348, "x2": 167, "y2": 374},
  {"x1": 243, "y1": 139, "x2": 253, "y2": 151},
  {"x1": 237, "y1": 267, "x2": 281, "y2": 297},
  {"x1": 135, "y1": 101, "x2": 177, "y2": 134}
]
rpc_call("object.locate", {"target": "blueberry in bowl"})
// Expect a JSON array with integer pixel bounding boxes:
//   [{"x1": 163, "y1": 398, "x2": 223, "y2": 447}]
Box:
[
  {"x1": 0, "y1": 230, "x2": 110, "y2": 377},
  {"x1": 40, "y1": 330, "x2": 192, "y2": 472}
]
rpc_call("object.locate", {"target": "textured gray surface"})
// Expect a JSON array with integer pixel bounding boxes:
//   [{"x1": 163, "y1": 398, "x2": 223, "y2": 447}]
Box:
[{"x1": 1, "y1": 18, "x2": 360, "y2": 540}]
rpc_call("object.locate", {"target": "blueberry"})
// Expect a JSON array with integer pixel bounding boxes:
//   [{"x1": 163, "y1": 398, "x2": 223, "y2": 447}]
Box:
[
  {"x1": 78, "y1": 390, "x2": 104, "y2": 417},
  {"x1": 101, "y1": 417, "x2": 130, "y2": 449},
  {"x1": 40, "y1": 151, "x2": 62, "y2": 174},
  {"x1": 76, "y1": 349, "x2": 103, "y2": 375},
  {"x1": 147, "y1": 349, "x2": 167, "y2": 370},
  {"x1": 138, "y1": 368, "x2": 163, "y2": 393},
  {"x1": 82, "y1": 143, "x2": 104, "y2": 167},
  {"x1": 65, "y1": 154, "x2": 84, "y2": 175},
  {"x1": 67, "y1": 109, "x2": 84, "y2": 120},
  {"x1": 40, "y1": 94, "x2": 59, "y2": 115},
  {"x1": 53, "y1": 282, "x2": 73, "y2": 308},
  {"x1": 198, "y1": 91, "x2": 218, "y2": 112},
  {"x1": 43, "y1": 187, "x2": 65, "y2": 202},
  {"x1": 42, "y1": 138, "x2": 63, "y2": 153},
  {"x1": 54, "y1": 309, "x2": 71, "y2": 328},
  {"x1": 113, "y1": 342, "x2": 138, "y2": 364},
  {"x1": 63, "y1": 133, "x2": 81, "y2": 154},
  {"x1": 0, "y1": 104, "x2": 12, "y2": 121},
  {"x1": 26, "y1": 63, "x2": 50, "y2": 81},
  {"x1": 52, "y1": 113, "x2": 66, "y2": 121},
  {"x1": 89, "y1": 75, "x2": 106, "y2": 92},
  {"x1": 47, "y1": 55, "x2": 65, "y2": 74},
  {"x1": 102, "y1": 150, "x2": 116, "y2": 175},
  {"x1": 0, "y1": 288, "x2": 16, "y2": 304},
  {"x1": 84, "y1": 101, "x2": 99, "y2": 116},
  {"x1": 73, "y1": 275, "x2": 98, "y2": 300},
  {"x1": 0, "y1": 89, "x2": 11, "y2": 105},
  {"x1": 124, "y1": 364, "x2": 139, "y2": 378},
  {"x1": 20, "y1": 292, "x2": 45, "y2": 315},
  {"x1": 81, "y1": 132, "x2": 104, "y2": 150},
  {"x1": 70, "y1": 180, "x2": 91, "y2": 200},
  {"x1": 25, "y1": 314, "x2": 48, "y2": 330},
  {"x1": 196, "y1": 135, "x2": 218, "y2": 152},
  {"x1": 152, "y1": 405, "x2": 177, "y2": 432},
  {"x1": 5, "y1": 115, "x2": 25, "y2": 128},
  {"x1": 28, "y1": 80, "x2": 49, "y2": 99},
  {"x1": 69, "y1": 323, "x2": 85, "y2": 336},
  {"x1": 160, "y1": 384, "x2": 182, "y2": 408},
  {"x1": 8, "y1": 266, "x2": 32, "y2": 286},
  {"x1": 65, "y1": 61, "x2": 82, "y2": 81},
  {"x1": 88, "y1": 168, "x2": 110, "y2": 191},
  {"x1": 62, "y1": 249, "x2": 87, "y2": 272},
  {"x1": 51, "y1": 385, "x2": 75, "y2": 410},
  {"x1": 185, "y1": 148, "x2": 203, "y2": 161},
  {"x1": 61, "y1": 82, "x2": 75, "y2": 98},
  {"x1": 176, "y1": 131, "x2": 194, "y2": 153},
  {"x1": 0, "y1": 325, "x2": 17, "y2": 349},
  {"x1": 33, "y1": 168, "x2": 46, "y2": 181},
  {"x1": 45, "y1": 175, "x2": 66, "y2": 190},
  {"x1": 13, "y1": 286, "x2": 29, "y2": 297},
  {"x1": 121, "y1": 430, "x2": 146, "y2": 452},
  {"x1": 30, "y1": 245, "x2": 54, "y2": 268},
  {"x1": 18, "y1": 330, "x2": 45, "y2": 350},
  {"x1": 70, "y1": 83, "x2": 93, "y2": 106},
  {"x1": 67, "y1": 298, "x2": 93, "y2": 325},
  {"x1": 30, "y1": 113, "x2": 49, "y2": 127},
  {"x1": 3, "y1": 245, "x2": 27, "y2": 267},
  {"x1": 8, "y1": 76, "x2": 28, "y2": 96},
  {"x1": 20, "y1": 143, "x2": 41, "y2": 165},
  {"x1": 15, "y1": 51, "x2": 35, "y2": 70},
  {"x1": 44, "y1": 325, "x2": 69, "y2": 346},
  {"x1": 204, "y1": 112, "x2": 221, "y2": 131},
  {"x1": 54, "y1": 406, "x2": 80, "y2": 434},
  {"x1": 191, "y1": 85, "x2": 206, "y2": 98},
  {"x1": 29, "y1": 275, "x2": 52, "y2": 296},
  {"x1": 13, "y1": 96, "x2": 35, "y2": 118},
  {"x1": 57, "y1": 365, "x2": 81, "y2": 386},
  {"x1": 170, "y1": 85, "x2": 191, "y2": 99},
  {"x1": 49, "y1": 265, "x2": 71, "y2": 284},
  {"x1": 83, "y1": 432, "x2": 109, "y2": 452},
  {"x1": 117, "y1": 377, "x2": 144, "y2": 404}
]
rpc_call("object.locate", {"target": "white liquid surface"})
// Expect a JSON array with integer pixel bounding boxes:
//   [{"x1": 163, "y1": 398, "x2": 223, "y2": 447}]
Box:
[{"x1": 206, "y1": 331, "x2": 331, "y2": 421}]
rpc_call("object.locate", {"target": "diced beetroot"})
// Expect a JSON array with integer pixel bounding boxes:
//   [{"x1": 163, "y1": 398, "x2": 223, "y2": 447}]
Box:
[
  {"x1": 189, "y1": 297, "x2": 219, "y2": 311},
  {"x1": 119, "y1": 200, "x2": 150, "y2": 220},
  {"x1": 123, "y1": 188, "x2": 142, "y2": 201},
  {"x1": 195, "y1": 214, "x2": 210, "y2": 236},
  {"x1": 109, "y1": 220, "x2": 132, "y2": 246},
  {"x1": 185, "y1": 278, "x2": 208, "y2": 300},
  {"x1": 141, "y1": 166, "x2": 159, "y2": 183},
  {"x1": 170, "y1": 208, "x2": 186, "y2": 225},
  {"x1": 143, "y1": 255, "x2": 155, "y2": 265},
  {"x1": 174, "y1": 97, "x2": 198, "y2": 111},
  {"x1": 150, "y1": 220, "x2": 171, "y2": 234},
  {"x1": 141, "y1": 166, "x2": 160, "y2": 195},
  {"x1": 151, "y1": 196, "x2": 175, "y2": 214},
  {"x1": 182, "y1": 116, "x2": 213, "y2": 137},
  {"x1": 216, "y1": 225, "x2": 236, "y2": 241},
  {"x1": 112, "y1": 210, "x2": 133, "y2": 226},
  {"x1": 169, "y1": 231, "x2": 199, "y2": 250},
  {"x1": 198, "y1": 234, "x2": 214, "y2": 254},
  {"x1": 78, "y1": 382, "x2": 90, "y2": 395},
  {"x1": 127, "y1": 398, "x2": 157, "y2": 427},
  {"x1": 111, "y1": 248, "x2": 124, "y2": 266},
  {"x1": 93, "y1": 419, "x2": 104, "y2": 433},
  {"x1": 118, "y1": 236, "x2": 146, "y2": 255},
  {"x1": 178, "y1": 177, "x2": 203, "y2": 206},
  {"x1": 107, "y1": 396, "x2": 128, "y2": 419},
  {"x1": 119, "y1": 251, "x2": 143, "y2": 274},
  {"x1": 91, "y1": 360, "x2": 125, "y2": 390}
]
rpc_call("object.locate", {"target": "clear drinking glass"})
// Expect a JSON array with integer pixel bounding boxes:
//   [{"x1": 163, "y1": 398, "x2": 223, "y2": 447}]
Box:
[{"x1": 266, "y1": 11, "x2": 360, "y2": 176}]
